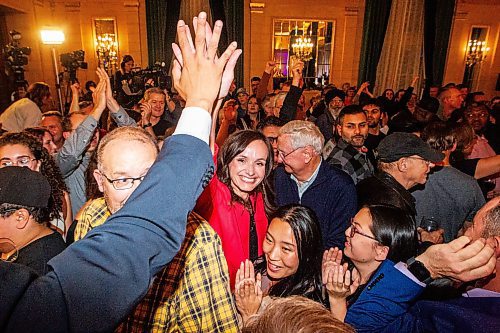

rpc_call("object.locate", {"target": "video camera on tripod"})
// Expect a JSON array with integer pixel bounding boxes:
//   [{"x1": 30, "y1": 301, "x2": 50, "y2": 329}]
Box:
[
  {"x1": 129, "y1": 62, "x2": 172, "y2": 92},
  {"x1": 60, "y1": 50, "x2": 88, "y2": 83},
  {"x1": 2, "y1": 30, "x2": 31, "y2": 86}
]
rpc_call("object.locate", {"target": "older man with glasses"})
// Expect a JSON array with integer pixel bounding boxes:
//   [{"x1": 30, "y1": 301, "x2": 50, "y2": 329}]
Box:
[{"x1": 274, "y1": 120, "x2": 357, "y2": 250}]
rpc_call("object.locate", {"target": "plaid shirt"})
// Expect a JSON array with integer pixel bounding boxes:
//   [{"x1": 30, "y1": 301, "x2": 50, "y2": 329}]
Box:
[
  {"x1": 74, "y1": 199, "x2": 239, "y2": 333},
  {"x1": 325, "y1": 138, "x2": 374, "y2": 184},
  {"x1": 74, "y1": 197, "x2": 110, "y2": 241}
]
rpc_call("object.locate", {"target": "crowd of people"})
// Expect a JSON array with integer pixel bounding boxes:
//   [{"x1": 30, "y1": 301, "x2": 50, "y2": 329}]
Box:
[{"x1": 0, "y1": 12, "x2": 499, "y2": 333}]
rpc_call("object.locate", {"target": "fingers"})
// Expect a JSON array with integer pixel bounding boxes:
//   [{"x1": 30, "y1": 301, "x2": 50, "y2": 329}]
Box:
[
  {"x1": 455, "y1": 238, "x2": 485, "y2": 261},
  {"x1": 249, "y1": 260, "x2": 255, "y2": 279},
  {"x1": 457, "y1": 239, "x2": 495, "y2": 274},
  {"x1": 447, "y1": 236, "x2": 472, "y2": 253},
  {"x1": 194, "y1": 12, "x2": 207, "y2": 60},
  {"x1": 236, "y1": 261, "x2": 244, "y2": 286},
  {"x1": 207, "y1": 20, "x2": 223, "y2": 60},
  {"x1": 255, "y1": 273, "x2": 262, "y2": 296},
  {"x1": 244, "y1": 259, "x2": 250, "y2": 279},
  {"x1": 216, "y1": 42, "x2": 238, "y2": 71},
  {"x1": 172, "y1": 43, "x2": 184, "y2": 67},
  {"x1": 177, "y1": 20, "x2": 195, "y2": 62}
]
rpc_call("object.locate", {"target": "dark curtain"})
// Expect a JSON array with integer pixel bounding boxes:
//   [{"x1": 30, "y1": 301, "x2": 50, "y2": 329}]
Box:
[
  {"x1": 358, "y1": 0, "x2": 392, "y2": 87},
  {"x1": 145, "y1": 0, "x2": 181, "y2": 67},
  {"x1": 210, "y1": 0, "x2": 244, "y2": 86},
  {"x1": 423, "y1": 0, "x2": 456, "y2": 89}
]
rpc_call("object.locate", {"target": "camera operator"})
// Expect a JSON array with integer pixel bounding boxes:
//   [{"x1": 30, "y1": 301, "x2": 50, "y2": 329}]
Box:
[
  {"x1": 114, "y1": 55, "x2": 142, "y2": 108},
  {"x1": 0, "y1": 82, "x2": 52, "y2": 132}
]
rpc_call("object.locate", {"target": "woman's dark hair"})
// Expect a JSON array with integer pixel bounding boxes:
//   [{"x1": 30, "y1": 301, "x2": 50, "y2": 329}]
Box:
[
  {"x1": 120, "y1": 55, "x2": 134, "y2": 70},
  {"x1": 26, "y1": 82, "x2": 51, "y2": 107},
  {"x1": 382, "y1": 89, "x2": 394, "y2": 100},
  {"x1": 256, "y1": 204, "x2": 324, "y2": 304},
  {"x1": 85, "y1": 151, "x2": 102, "y2": 200},
  {"x1": 24, "y1": 126, "x2": 52, "y2": 142},
  {"x1": 365, "y1": 204, "x2": 418, "y2": 263},
  {"x1": 217, "y1": 130, "x2": 275, "y2": 216},
  {"x1": 0, "y1": 132, "x2": 68, "y2": 226}
]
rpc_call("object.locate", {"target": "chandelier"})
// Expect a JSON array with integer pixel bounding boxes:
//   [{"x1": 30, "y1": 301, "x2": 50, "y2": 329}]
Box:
[
  {"x1": 465, "y1": 39, "x2": 490, "y2": 66},
  {"x1": 95, "y1": 33, "x2": 118, "y2": 73},
  {"x1": 292, "y1": 36, "x2": 314, "y2": 62},
  {"x1": 291, "y1": 22, "x2": 314, "y2": 62}
]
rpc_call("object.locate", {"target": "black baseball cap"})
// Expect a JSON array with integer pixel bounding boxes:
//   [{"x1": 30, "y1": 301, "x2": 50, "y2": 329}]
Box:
[
  {"x1": 377, "y1": 132, "x2": 444, "y2": 163},
  {"x1": 0, "y1": 167, "x2": 51, "y2": 208}
]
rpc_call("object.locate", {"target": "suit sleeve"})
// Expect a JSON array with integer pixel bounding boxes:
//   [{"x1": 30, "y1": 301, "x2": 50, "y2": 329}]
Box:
[
  {"x1": 8, "y1": 134, "x2": 214, "y2": 333},
  {"x1": 279, "y1": 85, "x2": 302, "y2": 123}
]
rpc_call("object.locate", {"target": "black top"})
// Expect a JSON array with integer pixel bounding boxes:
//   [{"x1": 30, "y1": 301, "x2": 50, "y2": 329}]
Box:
[
  {"x1": 451, "y1": 158, "x2": 479, "y2": 177},
  {"x1": 365, "y1": 132, "x2": 386, "y2": 151},
  {"x1": 10, "y1": 232, "x2": 66, "y2": 275},
  {"x1": 152, "y1": 119, "x2": 171, "y2": 137},
  {"x1": 357, "y1": 171, "x2": 416, "y2": 217}
]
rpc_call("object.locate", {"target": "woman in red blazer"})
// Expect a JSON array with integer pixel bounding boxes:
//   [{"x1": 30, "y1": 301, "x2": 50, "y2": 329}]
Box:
[{"x1": 196, "y1": 130, "x2": 275, "y2": 289}]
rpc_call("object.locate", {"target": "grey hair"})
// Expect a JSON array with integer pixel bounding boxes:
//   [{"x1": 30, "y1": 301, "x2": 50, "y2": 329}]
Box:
[
  {"x1": 483, "y1": 204, "x2": 500, "y2": 239},
  {"x1": 279, "y1": 120, "x2": 324, "y2": 154}
]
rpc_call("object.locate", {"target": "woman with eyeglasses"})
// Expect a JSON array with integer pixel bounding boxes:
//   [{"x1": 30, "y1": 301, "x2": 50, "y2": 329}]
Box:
[
  {"x1": 196, "y1": 129, "x2": 275, "y2": 289},
  {"x1": 234, "y1": 204, "x2": 325, "y2": 326},
  {"x1": 0, "y1": 132, "x2": 72, "y2": 236},
  {"x1": 323, "y1": 204, "x2": 418, "y2": 323}
]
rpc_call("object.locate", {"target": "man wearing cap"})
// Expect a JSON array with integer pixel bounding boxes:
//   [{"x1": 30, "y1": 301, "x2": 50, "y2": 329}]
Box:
[
  {"x1": 315, "y1": 88, "x2": 345, "y2": 143},
  {"x1": 0, "y1": 167, "x2": 66, "y2": 274},
  {"x1": 357, "y1": 132, "x2": 444, "y2": 217}
]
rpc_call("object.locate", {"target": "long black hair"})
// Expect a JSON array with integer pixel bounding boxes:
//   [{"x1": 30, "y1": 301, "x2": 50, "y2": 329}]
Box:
[
  {"x1": 366, "y1": 204, "x2": 418, "y2": 263},
  {"x1": 217, "y1": 130, "x2": 275, "y2": 216},
  {"x1": 255, "y1": 204, "x2": 324, "y2": 304}
]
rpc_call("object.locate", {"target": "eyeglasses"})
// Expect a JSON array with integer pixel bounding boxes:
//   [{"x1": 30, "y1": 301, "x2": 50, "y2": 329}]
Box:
[
  {"x1": 407, "y1": 156, "x2": 431, "y2": 166},
  {"x1": 0, "y1": 157, "x2": 37, "y2": 168},
  {"x1": 100, "y1": 171, "x2": 146, "y2": 190},
  {"x1": 267, "y1": 136, "x2": 278, "y2": 144},
  {"x1": 349, "y1": 219, "x2": 379, "y2": 241},
  {"x1": 277, "y1": 146, "x2": 303, "y2": 160}
]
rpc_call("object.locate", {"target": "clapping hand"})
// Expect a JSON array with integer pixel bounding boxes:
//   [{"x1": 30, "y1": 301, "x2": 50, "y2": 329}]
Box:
[
  {"x1": 322, "y1": 247, "x2": 342, "y2": 285},
  {"x1": 325, "y1": 263, "x2": 360, "y2": 300},
  {"x1": 235, "y1": 259, "x2": 263, "y2": 324},
  {"x1": 96, "y1": 67, "x2": 120, "y2": 112},
  {"x1": 265, "y1": 60, "x2": 277, "y2": 75}
]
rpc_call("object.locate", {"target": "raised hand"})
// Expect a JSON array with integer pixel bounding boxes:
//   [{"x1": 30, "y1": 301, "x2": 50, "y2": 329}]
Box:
[
  {"x1": 265, "y1": 60, "x2": 277, "y2": 74},
  {"x1": 222, "y1": 100, "x2": 237, "y2": 124},
  {"x1": 171, "y1": 12, "x2": 242, "y2": 112},
  {"x1": 96, "y1": 67, "x2": 120, "y2": 112},
  {"x1": 325, "y1": 263, "x2": 360, "y2": 300},
  {"x1": 322, "y1": 247, "x2": 342, "y2": 285},
  {"x1": 235, "y1": 259, "x2": 263, "y2": 324},
  {"x1": 140, "y1": 102, "x2": 152, "y2": 125}
]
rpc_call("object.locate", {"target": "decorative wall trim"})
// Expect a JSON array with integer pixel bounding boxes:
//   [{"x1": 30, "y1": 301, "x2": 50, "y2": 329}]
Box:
[
  {"x1": 345, "y1": 6, "x2": 359, "y2": 16},
  {"x1": 123, "y1": 1, "x2": 139, "y2": 8},
  {"x1": 65, "y1": 2, "x2": 81, "y2": 12},
  {"x1": 455, "y1": 11, "x2": 468, "y2": 20},
  {"x1": 250, "y1": 2, "x2": 265, "y2": 14}
]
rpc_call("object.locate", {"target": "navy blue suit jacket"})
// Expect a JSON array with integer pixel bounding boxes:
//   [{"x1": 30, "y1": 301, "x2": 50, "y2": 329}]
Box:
[
  {"x1": 0, "y1": 134, "x2": 214, "y2": 332},
  {"x1": 274, "y1": 160, "x2": 357, "y2": 249}
]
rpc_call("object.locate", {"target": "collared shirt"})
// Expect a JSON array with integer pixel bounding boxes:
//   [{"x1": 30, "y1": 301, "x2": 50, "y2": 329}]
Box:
[
  {"x1": 74, "y1": 199, "x2": 239, "y2": 333},
  {"x1": 291, "y1": 159, "x2": 322, "y2": 200},
  {"x1": 326, "y1": 138, "x2": 374, "y2": 184}
]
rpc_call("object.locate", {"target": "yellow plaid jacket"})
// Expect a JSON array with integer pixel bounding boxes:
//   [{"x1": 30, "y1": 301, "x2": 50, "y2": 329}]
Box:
[{"x1": 74, "y1": 198, "x2": 239, "y2": 332}]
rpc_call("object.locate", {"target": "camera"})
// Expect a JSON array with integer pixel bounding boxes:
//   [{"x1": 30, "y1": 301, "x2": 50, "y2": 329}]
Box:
[
  {"x1": 130, "y1": 62, "x2": 172, "y2": 92},
  {"x1": 2, "y1": 30, "x2": 31, "y2": 84},
  {"x1": 60, "y1": 50, "x2": 88, "y2": 81}
]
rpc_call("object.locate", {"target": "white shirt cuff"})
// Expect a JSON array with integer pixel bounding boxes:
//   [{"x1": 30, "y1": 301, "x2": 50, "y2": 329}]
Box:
[
  {"x1": 395, "y1": 262, "x2": 427, "y2": 287},
  {"x1": 173, "y1": 107, "x2": 211, "y2": 145}
]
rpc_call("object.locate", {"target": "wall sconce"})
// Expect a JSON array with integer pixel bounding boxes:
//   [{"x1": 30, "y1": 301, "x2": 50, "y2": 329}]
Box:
[
  {"x1": 465, "y1": 39, "x2": 490, "y2": 66},
  {"x1": 40, "y1": 28, "x2": 65, "y2": 112}
]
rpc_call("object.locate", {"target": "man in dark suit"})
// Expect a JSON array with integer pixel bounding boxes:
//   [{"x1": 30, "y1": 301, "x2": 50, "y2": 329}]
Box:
[{"x1": 0, "y1": 12, "x2": 241, "y2": 332}]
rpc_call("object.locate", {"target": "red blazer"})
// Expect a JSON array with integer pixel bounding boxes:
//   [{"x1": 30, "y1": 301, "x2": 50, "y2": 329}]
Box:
[{"x1": 195, "y1": 150, "x2": 268, "y2": 289}]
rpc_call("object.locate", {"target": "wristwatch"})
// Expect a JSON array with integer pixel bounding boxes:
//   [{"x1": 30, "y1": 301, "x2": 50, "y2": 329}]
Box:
[
  {"x1": 142, "y1": 122, "x2": 152, "y2": 128},
  {"x1": 406, "y1": 257, "x2": 433, "y2": 284}
]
